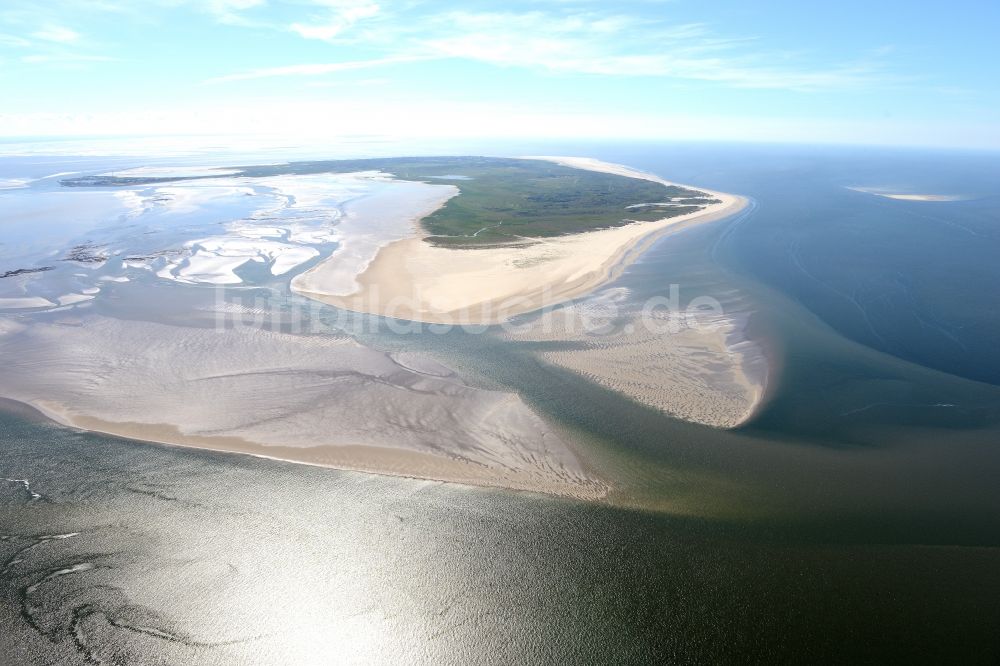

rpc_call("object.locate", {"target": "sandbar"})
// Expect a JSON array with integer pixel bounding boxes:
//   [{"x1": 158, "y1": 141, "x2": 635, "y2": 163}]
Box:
[
  {"x1": 847, "y1": 186, "x2": 966, "y2": 202},
  {"x1": 0, "y1": 315, "x2": 605, "y2": 500}
]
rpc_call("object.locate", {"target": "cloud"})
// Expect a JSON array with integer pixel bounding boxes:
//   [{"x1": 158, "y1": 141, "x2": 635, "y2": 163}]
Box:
[
  {"x1": 414, "y1": 11, "x2": 889, "y2": 91},
  {"x1": 157, "y1": 0, "x2": 379, "y2": 37},
  {"x1": 31, "y1": 24, "x2": 80, "y2": 43},
  {"x1": 289, "y1": 0, "x2": 380, "y2": 41},
  {"x1": 21, "y1": 53, "x2": 115, "y2": 64},
  {"x1": 203, "y1": 55, "x2": 423, "y2": 83},
  {"x1": 207, "y1": 7, "x2": 890, "y2": 93},
  {"x1": 11, "y1": 4, "x2": 894, "y2": 95},
  {"x1": 0, "y1": 33, "x2": 32, "y2": 48},
  {"x1": 203, "y1": 0, "x2": 267, "y2": 26}
]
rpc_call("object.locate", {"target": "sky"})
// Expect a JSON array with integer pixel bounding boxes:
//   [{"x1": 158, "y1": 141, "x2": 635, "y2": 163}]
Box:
[{"x1": 1, "y1": 0, "x2": 998, "y2": 149}]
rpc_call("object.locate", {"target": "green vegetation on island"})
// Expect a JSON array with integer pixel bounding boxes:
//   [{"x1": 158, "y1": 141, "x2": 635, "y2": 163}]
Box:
[{"x1": 61, "y1": 156, "x2": 711, "y2": 248}]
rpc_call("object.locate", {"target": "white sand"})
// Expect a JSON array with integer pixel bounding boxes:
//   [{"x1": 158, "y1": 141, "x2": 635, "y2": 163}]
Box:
[
  {"x1": 288, "y1": 180, "x2": 458, "y2": 297},
  {"x1": 271, "y1": 246, "x2": 320, "y2": 275},
  {"x1": 157, "y1": 237, "x2": 320, "y2": 284},
  {"x1": 292, "y1": 157, "x2": 747, "y2": 324},
  {"x1": 0, "y1": 297, "x2": 56, "y2": 310},
  {"x1": 847, "y1": 186, "x2": 966, "y2": 202},
  {"x1": 254, "y1": 171, "x2": 389, "y2": 210},
  {"x1": 100, "y1": 165, "x2": 244, "y2": 179},
  {"x1": 55, "y1": 293, "x2": 95, "y2": 306},
  {"x1": 144, "y1": 172, "x2": 451, "y2": 288}
]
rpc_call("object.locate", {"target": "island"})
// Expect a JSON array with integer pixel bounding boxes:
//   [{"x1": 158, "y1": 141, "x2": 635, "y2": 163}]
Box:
[{"x1": 64, "y1": 156, "x2": 745, "y2": 324}]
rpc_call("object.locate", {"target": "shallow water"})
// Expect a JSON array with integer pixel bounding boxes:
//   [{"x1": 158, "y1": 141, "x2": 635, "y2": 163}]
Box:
[{"x1": 3, "y1": 405, "x2": 1000, "y2": 664}]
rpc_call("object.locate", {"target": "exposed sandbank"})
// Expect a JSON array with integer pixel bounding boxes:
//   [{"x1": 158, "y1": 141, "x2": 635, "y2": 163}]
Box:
[
  {"x1": 847, "y1": 186, "x2": 966, "y2": 202},
  {"x1": 504, "y1": 287, "x2": 769, "y2": 429},
  {"x1": 0, "y1": 315, "x2": 605, "y2": 500}
]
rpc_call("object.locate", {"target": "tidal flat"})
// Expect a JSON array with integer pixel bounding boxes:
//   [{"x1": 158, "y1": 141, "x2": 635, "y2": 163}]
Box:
[{"x1": 0, "y1": 156, "x2": 757, "y2": 498}]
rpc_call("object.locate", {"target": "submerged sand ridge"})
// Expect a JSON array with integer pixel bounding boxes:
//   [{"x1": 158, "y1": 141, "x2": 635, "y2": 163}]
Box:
[{"x1": 291, "y1": 157, "x2": 749, "y2": 325}]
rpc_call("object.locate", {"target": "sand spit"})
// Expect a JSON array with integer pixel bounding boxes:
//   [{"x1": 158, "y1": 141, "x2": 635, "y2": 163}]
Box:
[
  {"x1": 292, "y1": 157, "x2": 748, "y2": 325},
  {"x1": 0, "y1": 315, "x2": 606, "y2": 500},
  {"x1": 97, "y1": 166, "x2": 245, "y2": 179}
]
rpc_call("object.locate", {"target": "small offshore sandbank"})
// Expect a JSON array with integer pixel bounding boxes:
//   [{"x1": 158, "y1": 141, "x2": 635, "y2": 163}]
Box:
[
  {"x1": 846, "y1": 186, "x2": 967, "y2": 202},
  {"x1": 292, "y1": 157, "x2": 748, "y2": 325}
]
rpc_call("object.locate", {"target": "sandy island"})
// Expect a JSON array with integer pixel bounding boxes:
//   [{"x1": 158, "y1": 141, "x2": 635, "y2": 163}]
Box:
[{"x1": 292, "y1": 157, "x2": 748, "y2": 325}]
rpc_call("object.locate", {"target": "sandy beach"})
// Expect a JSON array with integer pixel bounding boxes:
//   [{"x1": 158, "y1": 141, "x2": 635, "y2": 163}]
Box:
[{"x1": 292, "y1": 157, "x2": 748, "y2": 324}]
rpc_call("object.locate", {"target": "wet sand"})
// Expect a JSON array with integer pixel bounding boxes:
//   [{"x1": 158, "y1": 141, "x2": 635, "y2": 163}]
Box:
[
  {"x1": 0, "y1": 315, "x2": 606, "y2": 500},
  {"x1": 505, "y1": 288, "x2": 768, "y2": 428}
]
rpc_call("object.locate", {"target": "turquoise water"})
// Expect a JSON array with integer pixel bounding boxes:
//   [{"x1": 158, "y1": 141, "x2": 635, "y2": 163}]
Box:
[{"x1": 2, "y1": 143, "x2": 1000, "y2": 662}]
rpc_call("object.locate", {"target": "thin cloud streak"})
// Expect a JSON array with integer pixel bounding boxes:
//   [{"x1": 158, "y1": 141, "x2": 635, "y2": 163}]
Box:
[
  {"x1": 20, "y1": 53, "x2": 116, "y2": 64},
  {"x1": 418, "y1": 11, "x2": 892, "y2": 91},
  {"x1": 31, "y1": 24, "x2": 80, "y2": 43},
  {"x1": 208, "y1": 9, "x2": 891, "y2": 93},
  {"x1": 203, "y1": 0, "x2": 267, "y2": 26},
  {"x1": 0, "y1": 33, "x2": 32, "y2": 47},
  {"x1": 290, "y1": 0, "x2": 381, "y2": 41},
  {"x1": 203, "y1": 55, "x2": 429, "y2": 84},
  {"x1": 185, "y1": 5, "x2": 896, "y2": 93}
]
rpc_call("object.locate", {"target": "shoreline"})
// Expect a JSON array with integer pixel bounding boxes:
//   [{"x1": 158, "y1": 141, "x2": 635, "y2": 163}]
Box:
[
  {"x1": 5, "y1": 396, "x2": 607, "y2": 501},
  {"x1": 291, "y1": 157, "x2": 749, "y2": 325}
]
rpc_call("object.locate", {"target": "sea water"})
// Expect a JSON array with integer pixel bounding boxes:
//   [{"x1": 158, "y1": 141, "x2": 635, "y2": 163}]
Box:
[{"x1": 2, "y1": 142, "x2": 1000, "y2": 662}]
